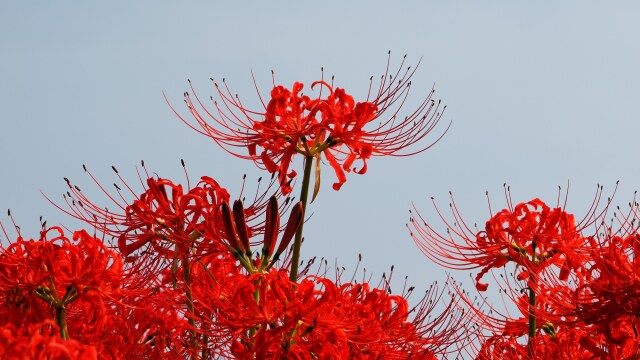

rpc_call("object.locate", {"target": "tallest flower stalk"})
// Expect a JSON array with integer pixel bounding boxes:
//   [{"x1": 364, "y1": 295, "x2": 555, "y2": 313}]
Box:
[
  {"x1": 169, "y1": 54, "x2": 449, "y2": 279},
  {"x1": 289, "y1": 155, "x2": 313, "y2": 281}
]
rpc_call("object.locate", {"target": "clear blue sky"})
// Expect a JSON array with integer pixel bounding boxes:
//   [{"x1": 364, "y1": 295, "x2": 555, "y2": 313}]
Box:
[{"x1": 1, "y1": 2, "x2": 639, "y2": 302}]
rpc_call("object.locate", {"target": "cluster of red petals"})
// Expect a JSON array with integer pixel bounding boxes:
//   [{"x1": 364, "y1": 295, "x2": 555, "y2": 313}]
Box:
[
  {"x1": 577, "y1": 234, "x2": 640, "y2": 321},
  {"x1": 59, "y1": 169, "x2": 292, "y2": 260},
  {"x1": 477, "y1": 199, "x2": 583, "y2": 288},
  {"x1": 205, "y1": 271, "x2": 441, "y2": 359},
  {"x1": 474, "y1": 327, "x2": 597, "y2": 360},
  {"x1": 0, "y1": 227, "x2": 122, "y2": 322},
  {"x1": 413, "y1": 194, "x2": 640, "y2": 359},
  {"x1": 0, "y1": 321, "x2": 98, "y2": 360},
  {"x1": 115, "y1": 176, "x2": 235, "y2": 263},
  {"x1": 0, "y1": 227, "x2": 124, "y2": 357},
  {"x1": 537, "y1": 233, "x2": 640, "y2": 357},
  {"x1": 410, "y1": 198, "x2": 584, "y2": 291},
  {"x1": 59, "y1": 173, "x2": 232, "y2": 261},
  {"x1": 475, "y1": 321, "x2": 640, "y2": 360},
  {"x1": 250, "y1": 80, "x2": 383, "y2": 194},
  {"x1": 174, "y1": 56, "x2": 446, "y2": 193},
  {"x1": 0, "y1": 226, "x2": 453, "y2": 359}
]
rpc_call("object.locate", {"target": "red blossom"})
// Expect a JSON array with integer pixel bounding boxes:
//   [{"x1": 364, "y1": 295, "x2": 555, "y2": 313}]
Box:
[
  {"x1": 409, "y1": 195, "x2": 596, "y2": 291},
  {"x1": 474, "y1": 322, "x2": 640, "y2": 360},
  {"x1": 192, "y1": 266, "x2": 458, "y2": 359},
  {"x1": 578, "y1": 234, "x2": 640, "y2": 321},
  {"x1": 0, "y1": 227, "x2": 136, "y2": 356},
  {"x1": 171, "y1": 54, "x2": 448, "y2": 194},
  {"x1": 50, "y1": 164, "x2": 287, "y2": 268},
  {"x1": 0, "y1": 227, "x2": 122, "y2": 321},
  {"x1": 543, "y1": 231, "x2": 640, "y2": 355},
  {"x1": 0, "y1": 321, "x2": 98, "y2": 360}
]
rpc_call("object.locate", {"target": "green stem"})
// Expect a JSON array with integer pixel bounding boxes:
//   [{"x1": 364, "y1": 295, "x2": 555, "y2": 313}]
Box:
[
  {"x1": 289, "y1": 155, "x2": 313, "y2": 282},
  {"x1": 527, "y1": 242, "x2": 537, "y2": 357},
  {"x1": 201, "y1": 334, "x2": 209, "y2": 360},
  {"x1": 182, "y1": 251, "x2": 198, "y2": 355},
  {"x1": 249, "y1": 279, "x2": 261, "y2": 336},
  {"x1": 55, "y1": 306, "x2": 68, "y2": 340}
]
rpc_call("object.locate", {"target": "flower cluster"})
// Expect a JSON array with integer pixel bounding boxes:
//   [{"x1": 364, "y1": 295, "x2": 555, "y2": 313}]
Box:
[
  {"x1": 1, "y1": 171, "x2": 463, "y2": 358},
  {"x1": 0, "y1": 55, "x2": 460, "y2": 358},
  {"x1": 410, "y1": 187, "x2": 640, "y2": 358},
  {"x1": 4, "y1": 54, "x2": 637, "y2": 359}
]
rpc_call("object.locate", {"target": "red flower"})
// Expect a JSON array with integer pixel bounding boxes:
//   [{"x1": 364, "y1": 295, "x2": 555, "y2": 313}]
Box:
[
  {"x1": 51, "y1": 164, "x2": 287, "y2": 266},
  {"x1": 0, "y1": 227, "x2": 122, "y2": 316},
  {"x1": 0, "y1": 227, "x2": 127, "y2": 355},
  {"x1": 474, "y1": 322, "x2": 640, "y2": 360},
  {"x1": 0, "y1": 321, "x2": 98, "y2": 360},
  {"x1": 577, "y1": 234, "x2": 640, "y2": 320},
  {"x1": 59, "y1": 172, "x2": 231, "y2": 261},
  {"x1": 546, "y1": 231, "x2": 640, "y2": 355},
  {"x1": 194, "y1": 268, "x2": 455, "y2": 359},
  {"x1": 171, "y1": 54, "x2": 448, "y2": 194},
  {"x1": 409, "y1": 196, "x2": 589, "y2": 291}
]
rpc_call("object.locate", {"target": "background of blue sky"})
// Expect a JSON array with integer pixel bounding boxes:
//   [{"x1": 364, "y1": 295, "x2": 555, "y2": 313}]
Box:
[{"x1": 1, "y1": 2, "x2": 639, "y2": 304}]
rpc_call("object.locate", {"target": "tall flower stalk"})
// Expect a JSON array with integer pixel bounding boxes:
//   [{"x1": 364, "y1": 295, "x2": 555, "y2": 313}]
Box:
[
  {"x1": 170, "y1": 54, "x2": 448, "y2": 281},
  {"x1": 289, "y1": 155, "x2": 313, "y2": 281}
]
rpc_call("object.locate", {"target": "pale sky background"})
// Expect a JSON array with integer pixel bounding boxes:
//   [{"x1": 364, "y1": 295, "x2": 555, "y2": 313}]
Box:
[{"x1": 1, "y1": 2, "x2": 639, "y2": 315}]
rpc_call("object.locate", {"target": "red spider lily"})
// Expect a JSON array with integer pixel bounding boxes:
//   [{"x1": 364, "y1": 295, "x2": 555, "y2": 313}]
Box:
[
  {"x1": 513, "y1": 196, "x2": 640, "y2": 357},
  {"x1": 0, "y1": 227, "x2": 130, "y2": 357},
  {"x1": 171, "y1": 54, "x2": 448, "y2": 194},
  {"x1": 535, "y1": 326, "x2": 608, "y2": 360},
  {"x1": 474, "y1": 321, "x2": 640, "y2": 360},
  {"x1": 56, "y1": 167, "x2": 231, "y2": 262},
  {"x1": 0, "y1": 321, "x2": 98, "y2": 360},
  {"x1": 115, "y1": 176, "x2": 230, "y2": 259},
  {"x1": 50, "y1": 164, "x2": 286, "y2": 267},
  {"x1": 190, "y1": 258, "x2": 466, "y2": 359},
  {"x1": 0, "y1": 227, "x2": 239, "y2": 359},
  {"x1": 0, "y1": 227, "x2": 122, "y2": 324},
  {"x1": 541, "y1": 232, "x2": 640, "y2": 355},
  {"x1": 408, "y1": 188, "x2": 630, "y2": 359},
  {"x1": 44, "y1": 167, "x2": 307, "y2": 358},
  {"x1": 408, "y1": 191, "x2": 605, "y2": 291},
  {"x1": 473, "y1": 328, "x2": 602, "y2": 360},
  {"x1": 574, "y1": 234, "x2": 640, "y2": 322},
  {"x1": 443, "y1": 266, "x2": 580, "y2": 345}
]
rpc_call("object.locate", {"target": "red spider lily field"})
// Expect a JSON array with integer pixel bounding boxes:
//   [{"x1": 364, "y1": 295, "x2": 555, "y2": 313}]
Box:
[{"x1": 1, "y1": 49, "x2": 640, "y2": 360}]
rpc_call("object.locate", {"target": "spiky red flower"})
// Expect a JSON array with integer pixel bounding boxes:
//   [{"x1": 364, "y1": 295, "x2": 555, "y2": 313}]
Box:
[
  {"x1": 43, "y1": 167, "x2": 302, "y2": 357},
  {"x1": 545, "y1": 230, "x2": 640, "y2": 355},
  {"x1": 576, "y1": 234, "x2": 640, "y2": 320},
  {"x1": 51, "y1": 164, "x2": 286, "y2": 265},
  {"x1": 171, "y1": 54, "x2": 448, "y2": 194},
  {"x1": 0, "y1": 321, "x2": 98, "y2": 360},
  {"x1": 0, "y1": 226, "x2": 129, "y2": 356},
  {"x1": 193, "y1": 267, "x2": 458, "y2": 359},
  {"x1": 0, "y1": 227, "x2": 122, "y2": 319},
  {"x1": 409, "y1": 196, "x2": 591, "y2": 291},
  {"x1": 58, "y1": 171, "x2": 231, "y2": 262},
  {"x1": 474, "y1": 321, "x2": 640, "y2": 360}
]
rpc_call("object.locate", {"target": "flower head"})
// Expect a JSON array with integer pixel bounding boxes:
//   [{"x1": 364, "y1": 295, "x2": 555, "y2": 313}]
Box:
[
  {"x1": 193, "y1": 266, "x2": 463, "y2": 359},
  {"x1": 0, "y1": 321, "x2": 98, "y2": 360},
  {"x1": 409, "y1": 190, "x2": 603, "y2": 291},
  {"x1": 50, "y1": 163, "x2": 287, "y2": 265},
  {"x1": 171, "y1": 54, "x2": 448, "y2": 194}
]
